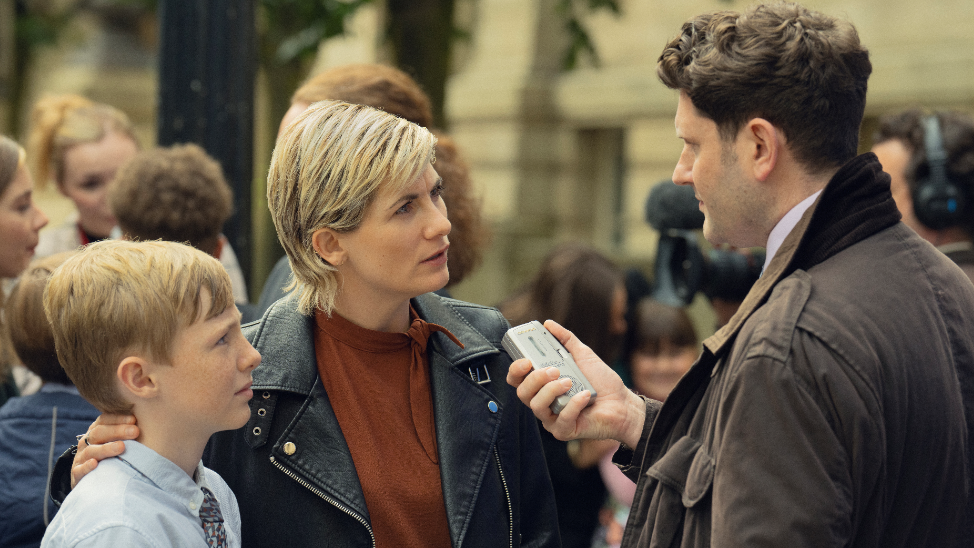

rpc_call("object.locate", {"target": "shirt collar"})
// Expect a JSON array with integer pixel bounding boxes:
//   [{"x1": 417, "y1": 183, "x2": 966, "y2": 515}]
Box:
[
  {"x1": 116, "y1": 440, "x2": 208, "y2": 517},
  {"x1": 763, "y1": 190, "x2": 822, "y2": 275}
]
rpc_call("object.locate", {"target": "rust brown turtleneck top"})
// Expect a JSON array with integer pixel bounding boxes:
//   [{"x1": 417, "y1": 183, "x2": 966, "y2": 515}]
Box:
[{"x1": 313, "y1": 307, "x2": 463, "y2": 548}]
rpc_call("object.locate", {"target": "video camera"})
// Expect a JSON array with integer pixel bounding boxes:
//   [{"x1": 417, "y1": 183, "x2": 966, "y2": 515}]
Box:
[{"x1": 644, "y1": 182, "x2": 764, "y2": 307}]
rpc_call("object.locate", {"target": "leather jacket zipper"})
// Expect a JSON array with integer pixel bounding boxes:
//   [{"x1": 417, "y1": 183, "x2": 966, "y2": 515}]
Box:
[
  {"x1": 493, "y1": 447, "x2": 514, "y2": 548},
  {"x1": 270, "y1": 456, "x2": 376, "y2": 548}
]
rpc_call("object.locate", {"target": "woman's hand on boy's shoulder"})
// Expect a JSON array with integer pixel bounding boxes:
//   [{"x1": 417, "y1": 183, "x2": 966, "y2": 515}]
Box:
[{"x1": 71, "y1": 414, "x2": 140, "y2": 489}]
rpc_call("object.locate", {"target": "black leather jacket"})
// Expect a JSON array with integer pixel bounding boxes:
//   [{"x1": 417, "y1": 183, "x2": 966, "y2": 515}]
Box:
[{"x1": 204, "y1": 293, "x2": 561, "y2": 548}]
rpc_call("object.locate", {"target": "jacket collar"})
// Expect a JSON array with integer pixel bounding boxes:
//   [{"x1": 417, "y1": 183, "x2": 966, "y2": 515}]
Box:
[
  {"x1": 702, "y1": 152, "x2": 901, "y2": 359},
  {"x1": 247, "y1": 296, "x2": 319, "y2": 394},
  {"x1": 248, "y1": 293, "x2": 499, "y2": 394},
  {"x1": 412, "y1": 293, "x2": 500, "y2": 363}
]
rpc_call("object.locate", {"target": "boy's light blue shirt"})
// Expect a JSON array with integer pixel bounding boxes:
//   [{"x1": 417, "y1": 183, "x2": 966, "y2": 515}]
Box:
[{"x1": 41, "y1": 440, "x2": 241, "y2": 548}]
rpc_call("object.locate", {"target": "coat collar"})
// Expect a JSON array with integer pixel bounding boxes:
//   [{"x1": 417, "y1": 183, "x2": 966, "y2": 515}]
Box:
[
  {"x1": 412, "y1": 293, "x2": 500, "y2": 363},
  {"x1": 247, "y1": 293, "x2": 500, "y2": 394},
  {"x1": 702, "y1": 152, "x2": 901, "y2": 359}
]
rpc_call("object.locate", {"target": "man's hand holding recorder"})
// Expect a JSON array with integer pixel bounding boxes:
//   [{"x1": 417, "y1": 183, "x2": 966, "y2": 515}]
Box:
[{"x1": 505, "y1": 319, "x2": 648, "y2": 449}]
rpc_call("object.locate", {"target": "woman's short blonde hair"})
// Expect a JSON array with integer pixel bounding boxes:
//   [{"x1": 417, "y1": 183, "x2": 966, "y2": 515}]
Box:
[
  {"x1": 43, "y1": 240, "x2": 234, "y2": 413},
  {"x1": 267, "y1": 100, "x2": 436, "y2": 315}
]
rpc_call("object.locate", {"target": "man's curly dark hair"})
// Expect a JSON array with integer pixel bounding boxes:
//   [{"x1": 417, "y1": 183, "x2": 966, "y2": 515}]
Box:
[{"x1": 657, "y1": 2, "x2": 872, "y2": 175}]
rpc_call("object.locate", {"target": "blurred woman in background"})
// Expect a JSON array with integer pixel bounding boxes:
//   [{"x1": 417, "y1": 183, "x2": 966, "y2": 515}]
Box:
[
  {"x1": 28, "y1": 94, "x2": 138, "y2": 256},
  {"x1": 0, "y1": 135, "x2": 49, "y2": 406}
]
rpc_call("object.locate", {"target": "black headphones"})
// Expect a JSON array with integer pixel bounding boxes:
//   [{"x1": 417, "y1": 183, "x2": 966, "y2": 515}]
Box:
[{"x1": 912, "y1": 115, "x2": 967, "y2": 230}]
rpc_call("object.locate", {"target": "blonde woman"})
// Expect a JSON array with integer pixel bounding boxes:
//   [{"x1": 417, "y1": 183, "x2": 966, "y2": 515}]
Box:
[{"x1": 62, "y1": 101, "x2": 559, "y2": 548}]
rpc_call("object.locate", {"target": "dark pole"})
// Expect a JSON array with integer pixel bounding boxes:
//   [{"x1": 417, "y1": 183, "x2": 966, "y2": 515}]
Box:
[{"x1": 157, "y1": 0, "x2": 255, "y2": 281}]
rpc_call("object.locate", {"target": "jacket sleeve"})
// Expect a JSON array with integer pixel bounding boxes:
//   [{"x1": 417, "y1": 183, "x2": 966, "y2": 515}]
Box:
[
  {"x1": 611, "y1": 396, "x2": 663, "y2": 483},
  {"x1": 49, "y1": 445, "x2": 76, "y2": 507},
  {"x1": 709, "y1": 330, "x2": 859, "y2": 547}
]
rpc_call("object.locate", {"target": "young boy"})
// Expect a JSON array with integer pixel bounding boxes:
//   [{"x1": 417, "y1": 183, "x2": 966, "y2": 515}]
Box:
[{"x1": 40, "y1": 240, "x2": 260, "y2": 548}]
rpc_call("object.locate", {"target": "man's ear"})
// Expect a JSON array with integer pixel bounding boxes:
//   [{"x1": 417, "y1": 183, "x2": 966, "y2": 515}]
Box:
[
  {"x1": 743, "y1": 118, "x2": 780, "y2": 182},
  {"x1": 117, "y1": 356, "x2": 159, "y2": 399},
  {"x1": 311, "y1": 228, "x2": 347, "y2": 267}
]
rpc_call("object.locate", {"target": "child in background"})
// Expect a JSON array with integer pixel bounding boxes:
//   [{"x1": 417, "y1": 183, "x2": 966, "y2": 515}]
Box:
[
  {"x1": 41, "y1": 240, "x2": 260, "y2": 547},
  {"x1": 593, "y1": 298, "x2": 698, "y2": 548},
  {"x1": 626, "y1": 298, "x2": 699, "y2": 402},
  {"x1": 28, "y1": 95, "x2": 250, "y2": 304},
  {"x1": 107, "y1": 143, "x2": 248, "y2": 306},
  {"x1": 0, "y1": 251, "x2": 99, "y2": 548},
  {"x1": 499, "y1": 243, "x2": 628, "y2": 548}
]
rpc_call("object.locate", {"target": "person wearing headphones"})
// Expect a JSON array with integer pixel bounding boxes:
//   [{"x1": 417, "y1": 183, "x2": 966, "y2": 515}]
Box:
[{"x1": 873, "y1": 109, "x2": 974, "y2": 283}]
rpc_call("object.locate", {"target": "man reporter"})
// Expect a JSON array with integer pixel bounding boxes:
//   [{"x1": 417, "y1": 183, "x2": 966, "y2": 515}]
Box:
[{"x1": 509, "y1": 3, "x2": 974, "y2": 547}]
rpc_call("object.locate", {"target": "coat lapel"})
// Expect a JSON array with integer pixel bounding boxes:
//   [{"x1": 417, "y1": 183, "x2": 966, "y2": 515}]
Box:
[
  {"x1": 430, "y1": 353, "x2": 503, "y2": 546},
  {"x1": 416, "y1": 293, "x2": 506, "y2": 546},
  {"x1": 247, "y1": 298, "x2": 371, "y2": 521}
]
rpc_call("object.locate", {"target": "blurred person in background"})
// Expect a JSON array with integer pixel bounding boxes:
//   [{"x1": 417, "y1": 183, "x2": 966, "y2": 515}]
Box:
[
  {"x1": 28, "y1": 94, "x2": 138, "y2": 254},
  {"x1": 28, "y1": 94, "x2": 250, "y2": 303},
  {"x1": 499, "y1": 242, "x2": 627, "y2": 548},
  {"x1": 593, "y1": 298, "x2": 698, "y2": 548},
  {"x1": 108, "y1": 143, "x2": 249, "y2": 305},
  {"x1": 0, "y1": 135, "x2": 49, "y2": 406},
  {"x1": 257, "y1": 63, "x2": 490, "y2": 315},
  {"x1": 872, "y1": 108, "x2": 974, "y2": 283},
  {"x1": 626, "y1": 299, "x2": 698, "y2": 404},
  {"x1": 0, "y1": 251, "x2": 99, "y2": 548}
]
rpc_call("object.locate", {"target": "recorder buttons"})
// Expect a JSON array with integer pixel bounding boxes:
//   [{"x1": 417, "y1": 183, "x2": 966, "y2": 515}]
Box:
[
  {"x1": 559, "y1": 375, "x2": 584, "y2": 398},
  {"x1": 488, "y1": 401, "x2": 499, "y2": 413}
]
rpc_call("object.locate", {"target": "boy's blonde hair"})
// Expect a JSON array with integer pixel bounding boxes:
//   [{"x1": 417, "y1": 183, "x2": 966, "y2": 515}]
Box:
[
  {"x1": 43, "y1": 240, "x2": 234, "y2": 413},
  {"x1": 267, "y1": 100, "x2": 436, "y2": 315}
]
